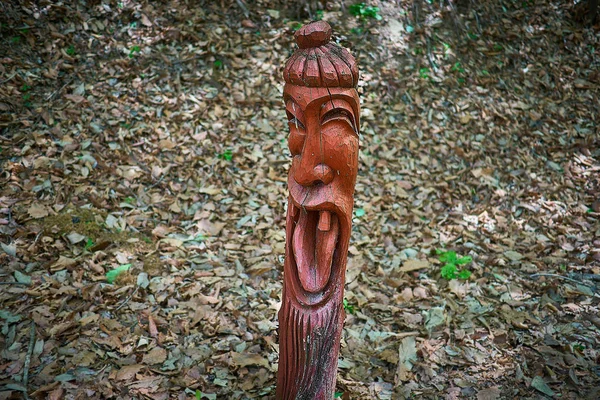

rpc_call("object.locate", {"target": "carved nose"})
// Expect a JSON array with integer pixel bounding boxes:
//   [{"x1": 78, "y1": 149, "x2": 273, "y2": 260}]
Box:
[{"x1": 294, "y1": 162, "x2": 334, "y2": 186}]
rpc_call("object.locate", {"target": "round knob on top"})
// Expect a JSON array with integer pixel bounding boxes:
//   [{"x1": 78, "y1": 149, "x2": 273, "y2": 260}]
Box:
[{"x1": 294, "y1": 21, "x2": 332, "y2": 49}]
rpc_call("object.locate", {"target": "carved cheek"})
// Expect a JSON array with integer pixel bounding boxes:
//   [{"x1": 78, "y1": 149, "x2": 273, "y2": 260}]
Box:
[
  {"x1": 288, "y1": 127, "x2": 306, "y2": 156},
  {"x1": 322, "y1": 124, "x2": 358, "y2": 178}
]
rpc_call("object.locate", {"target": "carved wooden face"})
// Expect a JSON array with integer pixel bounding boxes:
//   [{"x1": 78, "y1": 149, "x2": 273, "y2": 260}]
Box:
[{"x1": 284, "y1": 84, "x2": 360, "y2": 306}]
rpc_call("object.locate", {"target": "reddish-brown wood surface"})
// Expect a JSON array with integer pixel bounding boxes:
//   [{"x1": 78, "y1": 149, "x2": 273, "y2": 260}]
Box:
[{"x1": 277, "y1": 21, "x2": 360, "y2": 400}]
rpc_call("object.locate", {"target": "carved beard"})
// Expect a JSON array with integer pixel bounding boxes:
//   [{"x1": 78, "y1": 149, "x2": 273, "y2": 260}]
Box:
[{"x1": 276, "y1": 197, "x2": 351, "y2": 400}]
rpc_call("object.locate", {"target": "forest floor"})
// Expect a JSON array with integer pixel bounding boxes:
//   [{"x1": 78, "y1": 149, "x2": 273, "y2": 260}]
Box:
[{"x1": 0, "y1": 0, "x2": 599, "y2": 399}]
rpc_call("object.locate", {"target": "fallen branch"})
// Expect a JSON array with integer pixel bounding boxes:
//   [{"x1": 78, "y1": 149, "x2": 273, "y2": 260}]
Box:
[
  {"x1": 22, "y1": 320, "x2": 36, "y2": 400},
  {"x1": 0, "y1": 73, "x2": 17, "y2": 85},
  {"x1": 569, "y1": 273, "x2": 600, "y2": 282},
  {"x1": 530, "y1": 273, "x2": 597, "y2": 289},
  {"x1": 45, "y1": 78, "x2": 73, "y2": 102},
  {"x1": 115, "y1": 286, "x2": 139, "y2": 311}
]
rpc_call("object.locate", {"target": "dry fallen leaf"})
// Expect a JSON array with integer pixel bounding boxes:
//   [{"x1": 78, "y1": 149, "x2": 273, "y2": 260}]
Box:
[
  {"x1": 28, "y1": 203, "x2": 49, "y2": 219},
  {"x1": 142, "y1": 347, "x2": 167, "y2": 365},
  {"x1": 50, "y1": 256, "x2": 77, "y2": 271},
  {"x1": 399, "y1": 259, "x2": 429, "y2": 272},
  {"x1": 231, "y1": 352, "x2": 270, "y2": 369},
  {"x1": 476, "y1": 387, "x2": 501, "y2": 400},
  {"x1": 115, "y1": 364, "x2": 144, "y2": 381}
]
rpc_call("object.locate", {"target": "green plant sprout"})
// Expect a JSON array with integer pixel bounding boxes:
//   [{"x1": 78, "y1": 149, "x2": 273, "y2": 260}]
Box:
[
  {"x1": 84, "y1": 238, "x2": 94, "y2": 251},
  {"x1": 315, "y1": 10, "x2": 324, "y2": 20},
  {"x1": 128, "y1": 45, "x2": 141, "y2": 58},
  {"x1": 419, "y1": 67, "x2": 430, "y2": 80},
  {"x1": 343, "y1": 298, "x2": 355, "y2": 314},
  {"x1": 66, "y1": 45, "x2": 76, "y2": 56},
  {"x1": 349, "y1": 3, "x2": 382, "y2": 20},
  {"x1": 213, "y1": 60, "x2": 223, "y2": 68},
  {"x1": 451, "y1": 62, "x2": 465, "y2": 73},
  {"x1": 106, "y1": 264, "x2": 131, "y2": 283},
  {"x1": 437, "y1": 249, "x2": 472, "y2": 280},
  {"x1": 218, "y1": 149, "x2": 233, "y2": 161},
  {"x1": 21, "y1": 86, "x2": 32, "y2": 107}
]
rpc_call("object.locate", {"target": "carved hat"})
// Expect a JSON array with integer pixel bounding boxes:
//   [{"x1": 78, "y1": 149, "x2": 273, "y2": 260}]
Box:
[{"x1": 283, "y1": 21, "x2": 359, "y2": 88}]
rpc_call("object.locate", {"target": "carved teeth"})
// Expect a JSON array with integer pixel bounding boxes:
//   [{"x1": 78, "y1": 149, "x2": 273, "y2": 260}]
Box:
[{"x1": 318, "y1": 211, "x2": 331, "y2": 232}]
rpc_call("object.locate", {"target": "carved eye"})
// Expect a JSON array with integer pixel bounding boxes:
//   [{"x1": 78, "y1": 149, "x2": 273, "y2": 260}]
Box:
[
  {"x1": 322, "y1": 109, "x2": 354, "y2": 130},
  {"x1": 287, "y1": 117, "x2": 306, "y2": 156},
  {"x1": 288, "y1": 117, "x2": 305, "y2": 131}
]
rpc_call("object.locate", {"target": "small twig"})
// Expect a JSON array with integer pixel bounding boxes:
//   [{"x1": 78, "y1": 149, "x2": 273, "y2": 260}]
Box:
[
  {"x1": 45, "y1": 78, "x2": 73, "y2": 101},
  {"x1": 0, "y1": 72, "x2": 17, "y2": 85},
  {"x1": 0, "y1": 281, "x2": 30, "y2": 285},
  {"x1": 425, "y1": 35, "x2": 437, "y2": 73},
  {"x1": 236, "y1": 0, "x2": 250, "y2": 18},
  {"x1": 22, "y1": 320, "x2": 36, "y2": 400},
  {"x1": 391, "y1": 331, "x2": 420, "y2": 339},
  {"x1": 530, "y1": 273, "x2": 596, "y2": 289},
  {"x1": 115, "y1": 286, "x2": 139, "y2": 311},
  {"x1": 146, "y1": 174, "x2": 167, "y2": 191},
  {"x1": 569, "y1": 273, "x2": 600, "y2": 282}
]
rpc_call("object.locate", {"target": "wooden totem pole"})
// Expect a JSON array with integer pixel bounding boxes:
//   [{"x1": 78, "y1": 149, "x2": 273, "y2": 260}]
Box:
[{"x1": 277, "y1": 21, "x2": 360, "y2": 399}]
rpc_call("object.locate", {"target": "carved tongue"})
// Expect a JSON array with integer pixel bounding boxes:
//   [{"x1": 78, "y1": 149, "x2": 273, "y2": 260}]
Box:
[{"x1": 292, "y1": 209, "x2": 339, "y2": 293}]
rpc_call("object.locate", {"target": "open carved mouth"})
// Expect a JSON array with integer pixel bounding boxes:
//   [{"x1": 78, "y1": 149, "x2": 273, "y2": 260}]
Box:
[{"x1": 290, "y1": 205, "x2": 340, "y2": 294}]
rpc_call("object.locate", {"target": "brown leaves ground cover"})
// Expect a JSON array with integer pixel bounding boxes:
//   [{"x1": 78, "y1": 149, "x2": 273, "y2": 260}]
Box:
[{"x1": 0, "y1": 0, "x2": 599, "y2": 398}]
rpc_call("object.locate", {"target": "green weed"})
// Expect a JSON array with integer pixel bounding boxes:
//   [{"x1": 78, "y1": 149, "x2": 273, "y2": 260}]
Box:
[
  {"x1": 66, "y1": 45, "x2": 76, "y2": 56},
  {"x1": 349, "y1": 3, "x2": 382, "y2": 21},
  {"x1": 128, "y1": 45, "x2": 141, "y2": 58},
  {"x1": 343, "y1": 298, "x2": 355, "y2": 314},
  {"x1": 218, "y1": 149, "x2": 233, "y2": 161},
  {"x1": 437, "y1": 249, "x2": 472, "y2": 280},
  {"x1": 451, "y1": 62, "x2": 464, "y2": 74},
  {"x1": 84, "y1": 238, "x2": 94, "y2": 251}
]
